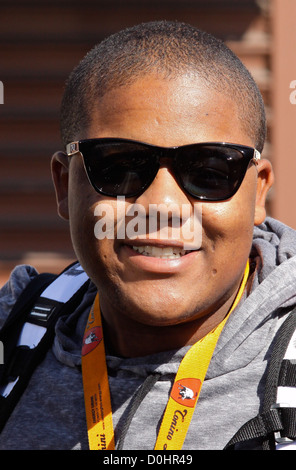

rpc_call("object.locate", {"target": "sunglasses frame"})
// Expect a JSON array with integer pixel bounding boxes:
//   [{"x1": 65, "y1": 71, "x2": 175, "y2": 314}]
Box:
[{"x1": 66, "y1": 138, "x2": 261, "y2": 201}]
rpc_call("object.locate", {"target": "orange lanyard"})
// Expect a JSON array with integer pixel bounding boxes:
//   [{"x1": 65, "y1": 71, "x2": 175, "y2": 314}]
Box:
[{"x1": 81, "y1": 261, "x2": 249, "y2": 450}]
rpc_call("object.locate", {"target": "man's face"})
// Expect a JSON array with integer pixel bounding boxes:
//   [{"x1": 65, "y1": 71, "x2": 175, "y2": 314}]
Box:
[{"x1": 53, "y1": 73, "x2": 272, "y2": 333}]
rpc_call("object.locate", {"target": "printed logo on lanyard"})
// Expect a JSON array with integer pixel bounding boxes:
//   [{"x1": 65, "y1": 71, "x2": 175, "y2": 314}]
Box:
[
  {"x1": 82, "y1": 326, "x2": 103, "y2": 355},
  {"x1": 171, "y1": 378, "x2": 201, "y2": 407}
]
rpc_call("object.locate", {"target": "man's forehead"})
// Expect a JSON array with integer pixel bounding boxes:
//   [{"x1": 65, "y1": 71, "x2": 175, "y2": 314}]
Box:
[
  {"x1": 93, "y1": 72, "x2": 227, "y2": 108},
  {"x1": 85, "y1": 74, "x2": 248, "y2": 147}
]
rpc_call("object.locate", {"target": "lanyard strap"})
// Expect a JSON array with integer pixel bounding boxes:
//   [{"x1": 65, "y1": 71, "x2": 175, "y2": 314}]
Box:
[
  {"x1": 82, "y1": 261, "x2": 249, "y2": 450},
  {"x1": 81, "y1": 296, "x2": 115, "y2": 450}
]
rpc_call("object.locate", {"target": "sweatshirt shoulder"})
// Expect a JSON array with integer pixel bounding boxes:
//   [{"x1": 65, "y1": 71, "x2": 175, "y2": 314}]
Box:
[
  {"x1": 0, "y1": 265, "x2": 39, "y2": 329},
  {"x1": 253, "y1": 217, "x2": 296, "y2": 266}
]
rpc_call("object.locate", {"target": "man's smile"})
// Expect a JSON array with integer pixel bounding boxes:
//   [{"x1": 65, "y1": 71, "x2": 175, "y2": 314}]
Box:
[
  {"x1": 123, "y1": 237, "x2": 198, "y2": 261},
  {"x1": 131, "y1": 245, "x2": 188, "y2": 259}
]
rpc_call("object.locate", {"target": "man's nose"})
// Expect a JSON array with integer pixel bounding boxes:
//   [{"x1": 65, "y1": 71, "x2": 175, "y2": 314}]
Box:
[
  {"x1": 135, "y1": 166, "x2": 191, "y2": 209},
  {"x1": 132, "y1": 166, "x2": 193, "y2": 238},
  {"x1": 125, "y1": 166, "x2": 202, "y2": 247}
]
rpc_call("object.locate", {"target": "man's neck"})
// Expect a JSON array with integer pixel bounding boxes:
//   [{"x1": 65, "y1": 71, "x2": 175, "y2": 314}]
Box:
[{"x1": 100, "y1": 292, "x2": 237, "y2": 358}]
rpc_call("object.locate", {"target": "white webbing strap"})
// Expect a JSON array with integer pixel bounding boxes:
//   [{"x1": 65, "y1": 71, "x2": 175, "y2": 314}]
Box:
[{"x1": 275, "y1": 328, "x2": 296, "y2": 450}]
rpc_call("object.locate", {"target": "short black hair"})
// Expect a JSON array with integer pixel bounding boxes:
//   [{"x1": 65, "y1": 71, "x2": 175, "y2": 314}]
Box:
[{"x1": 60, "y1": 20, "x2": 266, "y2": 152}]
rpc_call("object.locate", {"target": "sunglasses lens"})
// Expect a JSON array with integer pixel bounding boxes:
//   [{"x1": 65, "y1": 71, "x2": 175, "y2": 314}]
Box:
[
  {"x1": 177, "y1": 146, "x2": 248, "y2": 200},
  {"x1": 83, "y1": 141, "x2": 157, "y2": 197}
]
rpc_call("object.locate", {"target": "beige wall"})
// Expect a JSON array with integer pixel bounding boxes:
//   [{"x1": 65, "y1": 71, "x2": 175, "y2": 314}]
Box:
[{"x1": 271, "y1": 0, "x2": 296, "y2": 228}]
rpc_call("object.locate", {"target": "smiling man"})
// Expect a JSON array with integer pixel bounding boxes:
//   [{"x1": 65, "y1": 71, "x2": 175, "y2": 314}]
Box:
[{"x1": 1, "y1": 21, "x2": 296, "y2": 451}]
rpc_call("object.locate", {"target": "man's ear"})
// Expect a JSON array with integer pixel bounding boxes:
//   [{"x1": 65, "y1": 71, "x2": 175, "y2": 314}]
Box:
[
  {"x1": 254, "y1": 159, "x2": 274, "y2": 226},
  {"x1": 51, "y1": 151, "x2": 70, "y2": 220}
]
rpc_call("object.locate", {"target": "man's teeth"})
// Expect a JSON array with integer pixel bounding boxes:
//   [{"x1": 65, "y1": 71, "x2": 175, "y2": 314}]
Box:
[{"x1": 131, "y1": 245, "x2": 188, "y2": 259}]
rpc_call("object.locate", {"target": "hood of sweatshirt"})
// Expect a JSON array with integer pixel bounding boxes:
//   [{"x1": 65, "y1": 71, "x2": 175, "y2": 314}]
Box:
[{"x1": 52, "y1": 217, "x2": 296, "y2": 380}]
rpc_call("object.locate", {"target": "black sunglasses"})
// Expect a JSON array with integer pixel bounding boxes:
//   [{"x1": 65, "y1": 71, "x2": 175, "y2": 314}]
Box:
[{"x1": 66, "y1": 138, "x2": 260, "y2": 201}]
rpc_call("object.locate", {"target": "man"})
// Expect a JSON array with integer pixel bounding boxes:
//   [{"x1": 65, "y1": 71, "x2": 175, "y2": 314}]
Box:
[{"x1": 0, "y1": 20, "x2": 295, "y2": 450}]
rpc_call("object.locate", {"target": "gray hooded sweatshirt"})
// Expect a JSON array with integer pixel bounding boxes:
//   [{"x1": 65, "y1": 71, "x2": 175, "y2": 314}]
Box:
[{"x1": 0, "y1": 217, "x2": 296, "y2": 450}]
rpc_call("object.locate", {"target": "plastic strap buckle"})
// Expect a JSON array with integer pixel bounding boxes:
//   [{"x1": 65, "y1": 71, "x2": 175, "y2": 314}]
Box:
[
  {"x1": 270, "y1": 403, "x2": 294, "y2": 444},
  {"x1": 27, "y1": 298, "x2": 61, "y2": 326}
]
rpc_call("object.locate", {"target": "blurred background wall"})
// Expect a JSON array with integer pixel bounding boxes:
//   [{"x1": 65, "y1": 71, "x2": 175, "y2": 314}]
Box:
[{"x1": 0, "y1": 0, "x2": 295, "y2": 286}]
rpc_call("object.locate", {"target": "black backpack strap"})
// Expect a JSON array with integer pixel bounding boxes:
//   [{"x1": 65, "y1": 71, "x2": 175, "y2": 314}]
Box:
[
  {"x1": 0, "y1": 273, "x2": 57, "y2": 367},
  {"x1": 0, "y1": 262, "x2": 90, "y2": 433},
  {"x1": 224, "y1": 306, "x2": 296, "y2": 450}
]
